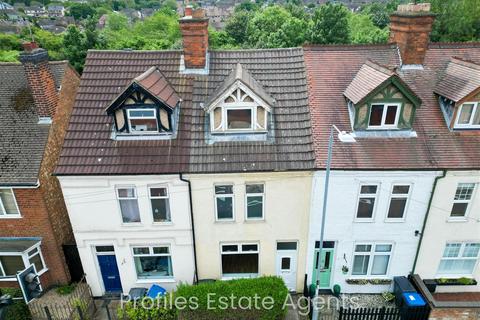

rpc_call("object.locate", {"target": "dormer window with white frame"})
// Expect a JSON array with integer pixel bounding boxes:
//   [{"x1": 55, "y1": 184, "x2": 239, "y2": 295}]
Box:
[
  {"x1": 368, "y1": 103, "x2": 401, "y2": 130},
  {"x1": 127, "y1": 108, "x2": 159, "y2": 133},
  {"x1": 454, "y1": 102, "x2": 480, "y2": 129},
  {"x1": 205, "y1": 63, "x2": 275, "y2": 138}
]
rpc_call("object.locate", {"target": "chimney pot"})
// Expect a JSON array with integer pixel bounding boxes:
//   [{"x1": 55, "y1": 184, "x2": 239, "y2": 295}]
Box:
[
  {"x1": 184, "y1": 5, "x2": 193, "y2": 17},
  {"x1": 389, "y1": 3, "x2": 435, "y2": 66},
  {"x1": 22, "y1": 41, "x2": 38, "y2": 52}
]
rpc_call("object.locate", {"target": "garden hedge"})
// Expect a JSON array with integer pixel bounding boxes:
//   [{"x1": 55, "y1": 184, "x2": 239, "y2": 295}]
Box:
[{"x1": 0, "y1": 287, "x2": 31, "y2": 320}]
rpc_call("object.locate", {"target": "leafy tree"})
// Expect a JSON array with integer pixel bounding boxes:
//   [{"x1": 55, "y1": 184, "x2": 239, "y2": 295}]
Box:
[
  {"x1": 22, "y1": 28, "x2": 64, "y2": 60},
  {"x1": 0, "y1": 50, "x2": 20, "y2": 62},
  {"x1": 246, "y1": 6, "x2": 307, "y2": 48},
  {"x1": 349, "y1": 13, "x2": 389, "y2": 44},
  {"x1": 63, "y1": 25, "x2": 86, "y2": 72},
  {"x1": 308, "y1": 3, "x2": 350, "y2": 44},
  {"x1": 209, "y1": 28, "x2": 237, "y2": 49},
  {"x1": 68, "y1": 3, "x2": 96, "y2": 20},
  {"x1": 161, "y1": 0, "x2": 177, "y2": 12},
  {"x1": 0, "y1": 34, "x2": 22, "y2": 51},
  {"x1": 235, "y1": 1, "x2": 259, "y2": 13},
  {"x1": 225, "y1": 10, "x2": 252, "y2": 46},
  {"x1": 360, "y1": 2, "x2": 390, "y2": 29}
]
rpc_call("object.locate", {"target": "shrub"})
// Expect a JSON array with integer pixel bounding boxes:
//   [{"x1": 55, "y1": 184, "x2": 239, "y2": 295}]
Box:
[
  {"x1": 176, "y1": 276, "x2": 288, "y2": 320},
  {"x1": 56, "y1": 283, "x2": 76, "y2": 295},
  {"x1": 0, "y1": 288, "x2": 31, "y2": 320},
  {"x1": 117, "y1": 293, "x2": 176, "y2": 320}
]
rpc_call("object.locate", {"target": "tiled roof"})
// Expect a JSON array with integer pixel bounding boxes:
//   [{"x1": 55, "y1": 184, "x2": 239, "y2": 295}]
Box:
[
  {"x1": 205, "y1": 62, "x2": 276, "y2": 108},
  {"x1": 434, "y1": 57, "x2": 480, "y2": 103},
  {"x1": 134, "y1": 66, "x2": 180, "y2": 108},
  {"x1": 344, "y1": 59, "x2": 394, "y2": 104},
  {"x1": 55, "y1": 48, "x2": 315, "y2": 175},
  {"x1": 0, "y1": 61, "x2": 67, "y2": 185},
  {"x1": 305, "y1": 43, "x2": 480, "y2": 170}
]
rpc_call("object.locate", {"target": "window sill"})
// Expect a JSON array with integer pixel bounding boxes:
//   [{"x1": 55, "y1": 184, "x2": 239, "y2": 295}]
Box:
[
  {"x1": 136, "y1": 278, "x2": 176, "y2": 284},
  {"x1": 152, "y1": 222, "x2": 174, "y2": 226},
  {"x1": 244, "y1": 218, "x2": 265, "y2": 223},
  {"x1": 447, "y1": 217, "x2": 468, "y2": 223},
  {"x1": 353, "y1": 219, "x2": 375, "y2": 223},
  {"x1": 215, "y1": 219, "x2": 236, "y2": 223},
  {"x1": 384, "y1": 219, "x2": 406, "y2": 223},
  {"x1": 121, "y1": 222, "x2": 143, "y2": 227},
  {"x1": 0, "y1": 215, "x2": 22, "y2": 219}
]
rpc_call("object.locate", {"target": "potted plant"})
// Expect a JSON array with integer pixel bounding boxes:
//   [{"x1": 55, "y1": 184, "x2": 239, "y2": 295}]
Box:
[{"x1": 341, "y1": 265, "x2": 349, "y2": 274}]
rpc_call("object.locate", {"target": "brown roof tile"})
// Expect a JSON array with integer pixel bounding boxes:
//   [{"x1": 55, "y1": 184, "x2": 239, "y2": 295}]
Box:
[
  {"x1": 434, "y1": 57, "x2": 480, "y2": 103},
  {"x1": 304, "y1": 43, "x2": 480, "y2": 170}
]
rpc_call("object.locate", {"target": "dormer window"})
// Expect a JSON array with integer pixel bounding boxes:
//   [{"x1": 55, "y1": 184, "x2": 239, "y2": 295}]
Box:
[
  {"x1": 435, "y1": 58, "x2": 480, "y2": 131},
  {"x1": 206, "y1": 63, "x2": 274, "y2": 139},
  {"x1": 368, "y1": 103, "x2": 400, "y2": 129},
  {"x1": 127, "y1": 109, "x2": 159, "y2": 133},
  {"x1": 105, "y1": 67, "x2": 181, "y2": 140},
  {"x1": 454, "y1": 102, "x2": 480, "y2": 129},
  {"x1": 344, "y1": 60, "x2": 421, "y2": 135}
]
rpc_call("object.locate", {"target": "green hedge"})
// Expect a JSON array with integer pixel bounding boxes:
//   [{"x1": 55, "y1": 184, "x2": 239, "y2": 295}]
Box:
[
  {"x1": 0, "y1": 288, "x2": 31, "y2": 320},
  {"x1": 176, "y1": 276, "x2": 288, "y2": 320},
  {"x1": 117, "y1": 293, "x2": 176, "y2": 320}
]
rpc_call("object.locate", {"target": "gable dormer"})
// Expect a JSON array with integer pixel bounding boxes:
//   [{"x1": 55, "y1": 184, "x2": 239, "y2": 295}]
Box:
[
  {"x1": 344, "y1": 60, "x2": 421, "y2": 133},
  {"x1": 434, "y1": 57, "x2": 480, "y2": 130},
  {"x1": 204, "y1": 63, "x2": 275, "y2": 139},
  {"x1": 105, "y1": 67, "x2": 181, "y2": 139}
]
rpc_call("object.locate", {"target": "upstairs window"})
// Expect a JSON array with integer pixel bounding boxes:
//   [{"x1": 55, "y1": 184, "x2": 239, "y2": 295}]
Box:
[
  {"x1": 368, "y1": 103, "x2": 400, "y2": 129},
  {"x1": 455, "y1": 102, "x2": 480, "y2": 129},
  {"x1": 0, "y1": 188, "x2": 20, "y2": 217},
  {"x1": 149, "y1": 186, "x2": 171, "y2": 223},
  {"x1": 450, "y1": 183, "x2": 475, "y2": 218},
  {"x1": 245, "y1": 184, "x2": 264, "y2": 220},
  {"x1": 116, "y1": 187, "x2": 141, "y2": 223},
  {"x1": 215, "y1": 185, "x2": 234, "y2": 221},
  {"x1": 355, "y1": 184, "x2": 378, "y2": 220},
  {"x1": 127, "y1": 109, "x2": 158, "y2": 133},
  {"x1": 386, "y1": 185, "x2": 410, "y2": 220}
]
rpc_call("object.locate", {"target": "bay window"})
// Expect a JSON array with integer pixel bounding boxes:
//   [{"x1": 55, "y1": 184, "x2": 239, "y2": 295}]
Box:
[
  {"x1": 133, "y1": 246, "x2": 173, "y2": 279},
  {"x1": 438, "y1": 243, "x2": 480, "y2": 276},
  {"x1": 0, "y1": 245, "x2": 46, "y2": 279},
  {"x1": 352, "y1": 243, "x2": 392, "y2": 276}
]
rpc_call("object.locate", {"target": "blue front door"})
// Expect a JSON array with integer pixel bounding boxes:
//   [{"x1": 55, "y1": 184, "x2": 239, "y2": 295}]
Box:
[{"x1": 97, "y1": 255, "x2": 122, "y2": 293}]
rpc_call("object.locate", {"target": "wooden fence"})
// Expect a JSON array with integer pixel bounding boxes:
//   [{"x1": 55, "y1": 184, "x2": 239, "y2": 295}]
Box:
[
  {"x1": 28, "y1": 279, "x2": 95, "y2": 320},
  {"x1": 338, "y1": 306, "x2": 430, "y2": 320}
]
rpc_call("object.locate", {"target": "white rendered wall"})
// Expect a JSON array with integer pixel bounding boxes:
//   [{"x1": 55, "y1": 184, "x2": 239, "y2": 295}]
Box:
[{"x1": 307, "y1": 170, "x2": 440, "y2": 294}]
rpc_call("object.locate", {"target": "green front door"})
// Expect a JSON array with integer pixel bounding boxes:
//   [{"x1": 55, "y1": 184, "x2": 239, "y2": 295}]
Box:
[{"x1": 312, "y1": 246, "x2": 334, "y2": 288}]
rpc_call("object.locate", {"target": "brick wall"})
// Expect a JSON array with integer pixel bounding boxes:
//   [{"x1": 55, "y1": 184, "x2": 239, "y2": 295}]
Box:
[
  {"x1": 179, "y1": 8, "x2": 209, "y2": 69},
  {"x1": 429, "y1": 308, "x2": 480, "y2": 320}
]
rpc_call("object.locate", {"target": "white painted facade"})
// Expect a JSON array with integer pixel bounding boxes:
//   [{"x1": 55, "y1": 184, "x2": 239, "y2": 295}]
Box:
[
  {"x1": 415, "y1": 171, "x2": 480, "y2": 293},
  {"x1": 306, "y1": 170, "x2": 441, "y2": 294},
  {"x1": 58, "y1": 175, "x2": 195, "y2": 297},
  {"x1": 186, "y1": 171, "x2": 312, "y2": 292}
]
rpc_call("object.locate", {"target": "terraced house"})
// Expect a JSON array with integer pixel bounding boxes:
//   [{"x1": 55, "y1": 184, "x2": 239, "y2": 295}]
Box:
[
  {"x1": 55, "y1": 7, "x2": 314, "y2": 296},
  {"x1": 304, "y1": 2, "x2": 480, "y2": 305},
  {"x1": 0, "y1": 43, "x2": 79, "y2": 288}
]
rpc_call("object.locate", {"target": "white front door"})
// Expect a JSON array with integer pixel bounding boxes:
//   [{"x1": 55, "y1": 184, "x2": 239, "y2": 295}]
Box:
[{"x1": 276, "y1": 242, "x2": 298, "y2": 291}]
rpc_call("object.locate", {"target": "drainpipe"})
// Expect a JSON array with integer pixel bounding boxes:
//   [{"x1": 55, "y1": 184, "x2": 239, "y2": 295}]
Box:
[
  {"x1": 179, "y1": 173, "x2": 199, "y2": 284},
  {"x1": 411, "y1": 170, "x2": 446, "y2": 274}
]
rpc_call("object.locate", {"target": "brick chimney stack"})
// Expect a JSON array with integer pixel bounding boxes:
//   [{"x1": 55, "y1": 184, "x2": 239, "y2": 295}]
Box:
[
  {"x1": 179, "y1": 6, "x2": 209, "y2": 73},
  {"x1": 19, "y1": 42, "x2": 59, "y2": 123},
  {"x1": 389, "y1": 3, "x2": 436, "y2": 66}
]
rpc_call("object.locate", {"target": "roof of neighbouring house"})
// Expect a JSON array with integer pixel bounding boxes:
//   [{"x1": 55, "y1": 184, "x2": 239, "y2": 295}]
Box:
[
  {"x1": 55, "y1": 48, "x2": 315, "y2": 175},
  {"x1": 304, "y1": 42, "x2": 480, "y2": 170},
  {"x1": 0, "y1": 61, "x2": 68, "y2": 185},
  {"x1": 434, "y1": 57, "x2": 480, "y2": 103}
]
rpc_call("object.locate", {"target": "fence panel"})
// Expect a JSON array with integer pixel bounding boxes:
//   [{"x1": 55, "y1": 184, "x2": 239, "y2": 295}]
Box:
[{"x1": 339, "y1": 306, "x2": 430, "y2": 320}]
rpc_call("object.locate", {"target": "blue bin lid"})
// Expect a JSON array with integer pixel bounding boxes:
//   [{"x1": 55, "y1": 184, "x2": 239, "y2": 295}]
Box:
[
  {"x1": 147, "y1": 284, "x2": 167, "y2": 298},
  {"x1": 402, "y1": 292, "x2": 426, "y2": 307}
]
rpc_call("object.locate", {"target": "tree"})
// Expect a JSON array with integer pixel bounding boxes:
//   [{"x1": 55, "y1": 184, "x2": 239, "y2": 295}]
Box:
[
  {"x1": 359, "y1": 2, "x2": 390, "y2": 29},
  {"x1": 0, "y1": 34, "x2": 21, "y2": 51},
  {"x1": 308, "y1": 3, "x2": 350, "y2": 44},
  {"x1": 225, "y1": 10, "x2": 253, "y2": 46},
  {"x1": 349, "y1": 13, "x2": 389, "y2": 44},
  {"x1": 246, "y1": 6, "x2": 307, "y2": 48},
  {"x1": 209, "y1": 28, "x2": 237, "y2": 49},
  {"x1": 63, "y1": 25, "x2": 86, "y2": 73},
  {"x1": 68, "y1": 3, "x2": 96, "y2": 20}
]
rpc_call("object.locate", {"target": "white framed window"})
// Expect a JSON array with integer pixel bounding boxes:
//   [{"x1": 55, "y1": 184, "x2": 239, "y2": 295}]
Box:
[
  {"x1": 352, "y1": 243, "x2": 393, "y2": 276},
  {"x1": 221, "y1": 243, "x2": 259, "y2": 278},
  {"x1": 245, "y1": 183, "x2": 264, "y2": 220},
  {"x1": 368, "y1": 103, "x2": 401, "y2": 129},
  {"x1": 210, "y1": 87, "x2": 268, "y2": 133},
  {"x1": 0, "y1": 244, "x2": 46, "y2": 279},
  {"x1": 149, "y1": 186, "x2": 171, "y2": 223},
  {"x1": 386, "y1": 184, "x2": 411, "y2": 220},
  {"x1": 454, "y1": 102, "x2": 480, "y2": 129},
  {"x1": 127, "y1": 108, "x2": 158, "y2": 133},
  {"x1": 116, "y1": 186, "x2": 141, "y2": 223},
  {"x1": 450, "y1": 183, "x2": 476, "y2": 218},
  {"x1": 215, "y1": 185, "x2": 234, "y2": 221},
  {"x1": 438, "y1": 242, "x2": 480, "y2": 276},
  {"x1": 0, "y1": 188, "x2": 21, "y2": 218},
  {"x1": 132, "y1": 246, "x2": 173, "y2": 279},
  {"x1": 355, "y1": 184, "x2": 379, "y2": 220}
]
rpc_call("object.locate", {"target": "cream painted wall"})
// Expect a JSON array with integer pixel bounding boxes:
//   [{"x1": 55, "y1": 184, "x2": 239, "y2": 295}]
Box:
[
  {"x1": 186, "y1": 171, "x2": 312, "y2": 292},
  {"x1": 415, "y1": 171, "x2": 480, "y2": 293},
  {"x1": 59, "y1": 175, "x2": 195, "y2": 296}
]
